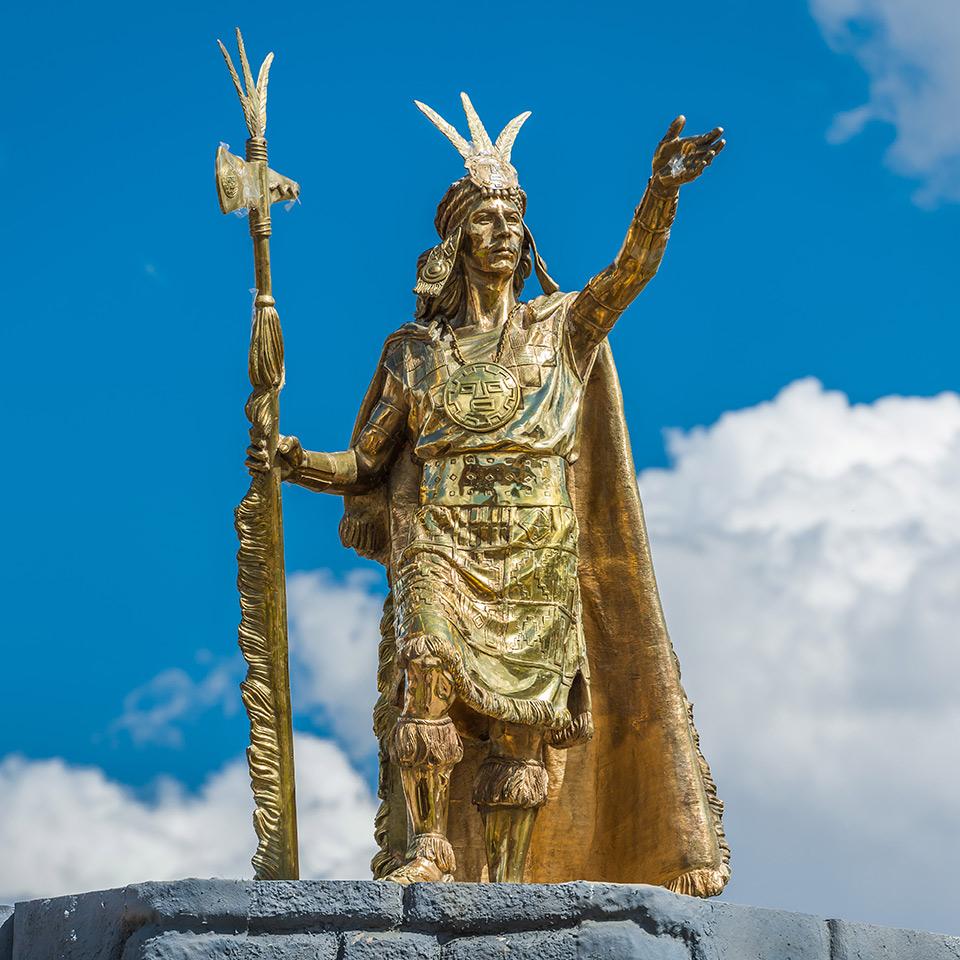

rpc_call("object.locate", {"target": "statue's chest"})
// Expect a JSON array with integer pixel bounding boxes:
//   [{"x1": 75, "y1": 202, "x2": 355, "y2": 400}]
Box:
[
  {"x1": 406, "y1": 323, "x2": 560, "y2": 406},
  {"x1": 399, "y1": 319, "x2": 583, "y2": 455}
]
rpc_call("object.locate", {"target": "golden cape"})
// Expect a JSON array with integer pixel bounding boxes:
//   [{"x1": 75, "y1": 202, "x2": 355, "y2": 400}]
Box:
[{"x1": 340, "y1": 319, "x2": 730, "y2": 895}]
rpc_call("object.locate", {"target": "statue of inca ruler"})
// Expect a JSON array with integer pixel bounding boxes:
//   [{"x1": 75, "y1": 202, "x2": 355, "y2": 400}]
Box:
[{"x1": 254, "y1": 93, "x2": 730, "y2": 892}]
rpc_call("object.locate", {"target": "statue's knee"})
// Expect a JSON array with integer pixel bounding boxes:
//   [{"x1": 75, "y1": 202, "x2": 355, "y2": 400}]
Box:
[
  {"x1": 403, "y1": 654, "x2": 456, "y2": 717},
  {"x1": 489, "y1": 719, "x2": 544, "y2": 759}
]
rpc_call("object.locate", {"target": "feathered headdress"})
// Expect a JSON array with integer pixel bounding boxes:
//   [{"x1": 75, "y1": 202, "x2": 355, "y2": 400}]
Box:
[{"x1": 415, "y1": 92, "x2": 530, "y2": 195}]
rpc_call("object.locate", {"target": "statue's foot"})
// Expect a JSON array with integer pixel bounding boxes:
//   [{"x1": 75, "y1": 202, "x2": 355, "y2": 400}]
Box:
[{"x1": 383, "y1": 857, "x2": 454, "y2": 885}]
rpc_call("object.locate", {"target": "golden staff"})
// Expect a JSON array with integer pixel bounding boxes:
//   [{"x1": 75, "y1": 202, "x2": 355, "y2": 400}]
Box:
[{"x1": 215, "y1": 29, "x2": 300, "y2": 881}]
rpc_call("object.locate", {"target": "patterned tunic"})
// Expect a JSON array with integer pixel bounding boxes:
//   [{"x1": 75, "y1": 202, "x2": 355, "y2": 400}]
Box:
[{"x1": 367, "y1": 292, "x2": 599, "y2": 730}]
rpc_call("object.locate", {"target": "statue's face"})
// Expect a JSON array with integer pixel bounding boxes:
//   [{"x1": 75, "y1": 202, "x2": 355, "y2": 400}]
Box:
[{"x1": 462, "y1": 197, "x2": 524, "y2": 277}]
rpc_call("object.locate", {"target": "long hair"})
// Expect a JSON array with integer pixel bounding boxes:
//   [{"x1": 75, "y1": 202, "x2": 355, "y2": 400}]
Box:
[
  {"x1": 415, "y1": 177, "x2": 532, "y2": 323},
  {"x1": 414, "y1": 241, "x2": 532, "y2": 324}
]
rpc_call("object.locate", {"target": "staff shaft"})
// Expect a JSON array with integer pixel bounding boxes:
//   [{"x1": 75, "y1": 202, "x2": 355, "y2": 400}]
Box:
[{"x1": 233, "y1": 132, "x2": 299, "y2": 881}]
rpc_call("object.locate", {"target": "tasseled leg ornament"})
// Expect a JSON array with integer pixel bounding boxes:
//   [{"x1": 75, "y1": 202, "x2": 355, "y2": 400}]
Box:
[
  {"x1": 473, "y1": 756, "x2": 549, "y2": 883},
  {"x1": 386, "y1": 716, "x2": 463, "y2": 884}
]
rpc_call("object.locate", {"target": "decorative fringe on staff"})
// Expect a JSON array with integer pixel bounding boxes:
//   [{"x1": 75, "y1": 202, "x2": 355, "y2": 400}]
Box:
[
  {"x1": 234, "y1": 295, "x2": 297, "y2": 880},
  {"x1": 248, "y1": 302, "x2": 284, "y2": 386}
]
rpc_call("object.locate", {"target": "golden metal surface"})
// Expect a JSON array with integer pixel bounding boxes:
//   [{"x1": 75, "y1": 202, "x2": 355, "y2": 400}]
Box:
[
  {"x1": 415, "y1": 93, "x2": 529, "y2": 192},
  {"x1": 215, "y1": 146, "x2": 299, "y2": 216},
  {"x1": 270, "y1": 92, "x2": 728, "y2": 891},
  {"x1": 216, "y1": 29, "x2": 299, "y2": 881},
  {"x1": 480, "y1": 807, "x2": 538, "y2": 883}
]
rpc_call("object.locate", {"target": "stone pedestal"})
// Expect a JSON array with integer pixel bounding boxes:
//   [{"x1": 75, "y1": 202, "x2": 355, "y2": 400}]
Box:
[{"x1": 2, "y1": 879, "x2": 958, "y2": 959}]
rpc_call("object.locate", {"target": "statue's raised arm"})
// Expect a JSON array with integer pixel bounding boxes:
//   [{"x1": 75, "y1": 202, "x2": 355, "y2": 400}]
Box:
[{"x1": 568, "y1": 116, "x2": 725, "y2": 366}]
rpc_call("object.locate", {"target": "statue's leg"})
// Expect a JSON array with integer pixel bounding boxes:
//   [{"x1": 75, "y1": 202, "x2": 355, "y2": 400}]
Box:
[
  {"x1": 386, "y1": 653, "x2": 462, "y2": 885},
  {"x1": 473, "y1": 721, "x2": 548, "y2": 883}
]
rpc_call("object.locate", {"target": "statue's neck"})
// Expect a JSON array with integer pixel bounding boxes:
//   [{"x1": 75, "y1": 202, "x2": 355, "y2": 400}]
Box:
[{"x1": 455, "y1": 273, "x2": 516, "y2": 332}]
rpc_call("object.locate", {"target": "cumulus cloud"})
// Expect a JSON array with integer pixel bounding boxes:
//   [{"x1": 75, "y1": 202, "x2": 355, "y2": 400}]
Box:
[
  {"x1": 0, "y1": 733, "x2": 377, "y2": 904},
  {"x1": 640, "y1": 378, "x2": 960, "y2": 929},
  {"x1": 809, "y1": 0, "x2": 960, "y2": 205},
  {"x1": 109, "y1": 654, "x2": 243, "y2": 748},
  {"x1": 286, "y1": 569, "x2": 385, "y2": 764}
]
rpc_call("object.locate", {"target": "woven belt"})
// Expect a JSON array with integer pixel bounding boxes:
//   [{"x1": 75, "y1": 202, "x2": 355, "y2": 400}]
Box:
[{"x1": 420, "y1": 453, "x2": 569, "y2": 507}]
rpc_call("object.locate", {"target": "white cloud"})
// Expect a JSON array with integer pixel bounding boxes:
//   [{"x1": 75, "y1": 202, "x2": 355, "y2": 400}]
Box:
[
  {"x1": 109, "y1": 655, "x2": 243, "y2": 748},
  {"x1": 0, "y1": 733, "x2": 377, "y2": 904},
  {"x1": 640, "y1": 378, "x2": 960, "y2": 929},
  {"x1": 809, "y1": 0, "x2": 960, "y2": 205},
  {"x1": 286, "y1": 568, "x2": 385, "y2": 763}
]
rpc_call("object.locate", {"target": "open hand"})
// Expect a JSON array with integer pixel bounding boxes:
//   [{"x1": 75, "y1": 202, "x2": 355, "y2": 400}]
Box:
[{"x1": 651, "y1": 116, "x2": 725, "y2": 190}]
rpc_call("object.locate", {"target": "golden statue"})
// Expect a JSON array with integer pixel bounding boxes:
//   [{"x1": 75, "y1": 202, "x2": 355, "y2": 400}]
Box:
[{"x1": 218, "y1": 33, "x2": 729, "y2": 894}]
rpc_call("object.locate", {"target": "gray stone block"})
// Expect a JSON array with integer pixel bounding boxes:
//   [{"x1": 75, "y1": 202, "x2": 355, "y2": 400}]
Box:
[
  {"x1": 125, "y1": 931, "x2": 338, "y2": 959},
  {"x1": 829, "y1": 918, "x2": 960, "y2": 959},
  {"x1": 443, "y1": 929, "x2": 578, "y2": 959},
  {"x1": 1, "y1": 906, "x2": 13, "y2": 960},
  {"x1": 702, "y1": 900, "x2": 830, "y2": 960},
  {"x1": 250, "y1": 880, "x2": 403, "y2": 931},
  {"x1": 6, "y1": 879, "x2": 960, "y2": 960},
  {"x1": 13, "y1": 888, "x2": 129, "y2": 960},
  {"x1": 342, "y1": 930, "x2": 438, "y2": 959},
  {"x1": 123, "y1": 880, "x2": 252, "y2": 933},
  {"x1": 577, "y1": 920, "x2": 691, "y2": 960},
  {"x1": 404, "y1": 880, "x2": 698, "y2": 935}
]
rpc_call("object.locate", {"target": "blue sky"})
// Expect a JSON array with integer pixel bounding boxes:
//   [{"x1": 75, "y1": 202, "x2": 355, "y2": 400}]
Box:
[{"x1": 3, "y1": 0, "x2": 960, "y2": 938}]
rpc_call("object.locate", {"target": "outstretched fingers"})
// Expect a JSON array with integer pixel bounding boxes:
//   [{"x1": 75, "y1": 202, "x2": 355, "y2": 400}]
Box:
[
  {"x1": 698, "y1": 138, "x2": 726, "y2": 162},
  {"x1": 661, "y1": 115, "x2": 686, "y2": 143},
  {"x1": 685, "y1": 136, "x2": 726, "y2": 164},
  {"x1": 693, "y1": 126, "x2": 724, "y2": 146}
]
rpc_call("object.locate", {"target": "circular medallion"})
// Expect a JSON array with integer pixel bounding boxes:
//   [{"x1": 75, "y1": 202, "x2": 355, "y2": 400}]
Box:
[{"x1": 442, "y1": 361, "x2": 521, "y2": 433}]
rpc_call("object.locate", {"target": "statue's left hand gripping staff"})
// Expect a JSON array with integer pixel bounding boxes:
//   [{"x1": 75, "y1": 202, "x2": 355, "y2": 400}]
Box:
[{"x1": 216, "y1": 29, "x2": 300, "y2": 882}]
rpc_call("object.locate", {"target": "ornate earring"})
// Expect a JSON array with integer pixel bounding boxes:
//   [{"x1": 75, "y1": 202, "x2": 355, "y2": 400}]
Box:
[{"x1": 415, "y1": 226, "x2": 463, "y2": 297}]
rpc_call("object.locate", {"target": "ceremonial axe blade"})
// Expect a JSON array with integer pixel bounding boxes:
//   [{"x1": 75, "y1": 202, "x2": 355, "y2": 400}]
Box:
[{"x1": 216, "y1": 144, "x2": 300, "y2": 217}]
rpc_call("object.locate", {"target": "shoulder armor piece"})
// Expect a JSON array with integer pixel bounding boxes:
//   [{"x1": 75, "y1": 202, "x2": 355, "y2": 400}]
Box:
[{"x1": 524, "y1": 291, "x2": 575, "y2": 325}]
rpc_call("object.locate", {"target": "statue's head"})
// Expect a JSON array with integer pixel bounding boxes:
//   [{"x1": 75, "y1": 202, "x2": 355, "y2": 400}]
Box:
[
  {"x1": 415, "y1": 176, "x2": 532, "y2": 321},
  {"x1": 413, "y1": 94, "x2": 556, "y2": 322}
]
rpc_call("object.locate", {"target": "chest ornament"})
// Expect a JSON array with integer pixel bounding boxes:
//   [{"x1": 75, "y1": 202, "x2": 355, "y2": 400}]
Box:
[
  {"x1": 442, "y1": 361, "x2": 521, "y2": 432},
  {"x1": 440, "y1": 305, "x2": 522, "y2": 433}
]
